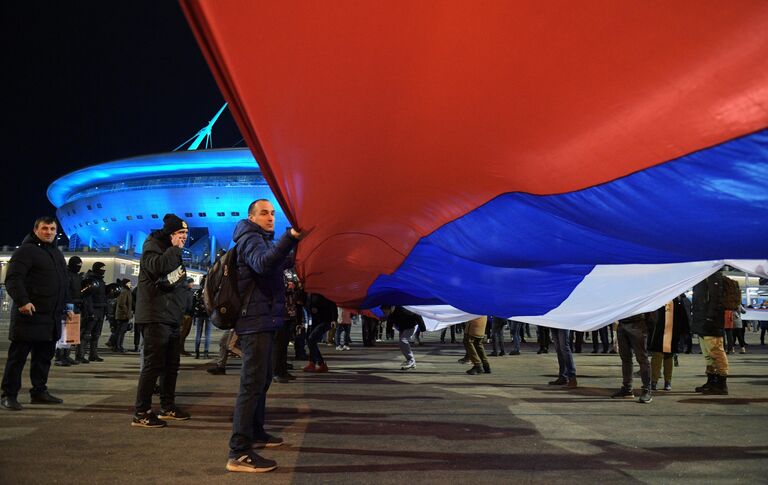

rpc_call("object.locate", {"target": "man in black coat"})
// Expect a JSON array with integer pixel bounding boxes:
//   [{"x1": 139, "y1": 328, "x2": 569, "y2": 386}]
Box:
[
  {"x1": 131, "y1": 214, "x2": 191, "y2": 428},
  {"x1": 1, "y1": 217, "x2": 69, "y2": 411},
  {"x1": 691, "y1": 270, "x2": 729, "y2": 394}
]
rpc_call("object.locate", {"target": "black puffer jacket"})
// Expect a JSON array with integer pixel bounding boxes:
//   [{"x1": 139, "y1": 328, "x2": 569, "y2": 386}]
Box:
[
  {"x1": 691, "y1": 272, "x2": 724, "y2": 337},
  {"x1": 135, "y1": 231, "x2": 186, "y2": 325},
  {"x1": 5, "y1": 233, "x2": 68, "y2": 342}
]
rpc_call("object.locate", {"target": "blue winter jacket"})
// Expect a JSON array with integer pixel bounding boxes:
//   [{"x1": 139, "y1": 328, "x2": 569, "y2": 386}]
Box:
[{"x1": 232, "y1": 219, "x2": 298, "y2": 335}]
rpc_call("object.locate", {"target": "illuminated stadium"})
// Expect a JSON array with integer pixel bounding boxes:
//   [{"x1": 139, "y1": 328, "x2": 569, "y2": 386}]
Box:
[{"x1": 47, "y1": 148, "x2": 289, "y2": 264}]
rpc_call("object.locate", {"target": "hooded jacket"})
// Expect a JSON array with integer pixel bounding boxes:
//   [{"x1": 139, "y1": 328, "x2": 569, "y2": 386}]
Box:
[
  {"x1": 5, "y1": 232, "x2": 68, "y2": 342},
  {"x1": 135, "y1": 230, "x2": 186, "y2": 325},
  {"x1": 232, "y1": 219, "x2": 298, "y2": 335}
]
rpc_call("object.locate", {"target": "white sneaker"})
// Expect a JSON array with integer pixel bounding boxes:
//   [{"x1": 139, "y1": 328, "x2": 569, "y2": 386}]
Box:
[
  {"x1": 335, "y1": 346, "x2": 343, "y2": 351},
  {"x1": 342, "y1": 345, "x2": 350, "y2": 351},
  {"x1": 401, "y1": 361, "x2": 416, "y2": 370}
]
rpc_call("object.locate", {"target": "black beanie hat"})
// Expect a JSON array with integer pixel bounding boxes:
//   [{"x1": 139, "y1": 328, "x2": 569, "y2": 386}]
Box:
[
  {"x1": 92, "y1": 261, "x2": 106, "y2": 276},
  {"x1": 67, "y1": 256, "x2": 82, "y2": 272},
  {"x1": 162, "y1": 213, "x2": 187, "y2": 235}
]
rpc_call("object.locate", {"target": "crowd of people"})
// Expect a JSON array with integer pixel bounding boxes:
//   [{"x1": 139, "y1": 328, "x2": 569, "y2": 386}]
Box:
[{"x1": 1, "y1": 212, "x2": 765, "y2": 474}]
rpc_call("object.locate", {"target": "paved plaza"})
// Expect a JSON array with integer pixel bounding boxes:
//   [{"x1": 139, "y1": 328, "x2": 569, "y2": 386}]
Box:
[{"x1": 1, "y1": 328, "x2": 767, "y2": 484}]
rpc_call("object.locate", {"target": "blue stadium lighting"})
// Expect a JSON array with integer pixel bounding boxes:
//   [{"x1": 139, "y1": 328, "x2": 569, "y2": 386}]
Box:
[
  {"x1": 47, "y1": 148, "x2": 290, "y2": 262},
  {"x1": 47, "y1": 148, "x2": 260, "y2": 206}
]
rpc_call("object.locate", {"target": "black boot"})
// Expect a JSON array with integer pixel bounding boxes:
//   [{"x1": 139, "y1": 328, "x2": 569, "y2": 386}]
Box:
[
  {"x1": 695, "y1": 373, "x2": 715, "y2": 393},
  {"x1": 195, "y1": 349, "x2": 200, "y2": 359},
  {"x1": 703, "y1": 375, "x2": 729, "y2": 395},
  {"x1": 482, "y1": 362, "x2": 491, "y2": 374},
  {"x1": 75, "y1": 345, "x2": 89, "y2": 364},
  {"x1": 466, "y1": 364, "x2": 483, "y2": 375},
  {"x1": 89, "y1": 339, "x2": 103, "y2": 362},
  {"x1": 64, "y1": 348, "x2": 78, "y2": 365},
  {"x1": 54, "y1": 349, "x2": 70, "y2": 366}
]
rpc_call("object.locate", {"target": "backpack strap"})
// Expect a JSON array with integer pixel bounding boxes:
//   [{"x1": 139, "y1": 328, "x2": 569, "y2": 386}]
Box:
[{"x1": 240, "y1": 280, "x2": 257, "y2": 317}]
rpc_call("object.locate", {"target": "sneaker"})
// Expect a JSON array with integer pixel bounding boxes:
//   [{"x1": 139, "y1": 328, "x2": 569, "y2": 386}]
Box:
[
  {"x1": 207, "y1": 366, "x2": 226, "y2": 375},
  {"x1": 611, "y1": 387, "x2": 635, "y2": 399},
  {"x1": 740, "y1": 347, "x2": 747, "y2": 354},
  {"x1": 315, "y1": 363, "x2": 329, "y2": 373},
  {"x1": 650, "y1": 382, "x2": 657, "y2": 391},
  {"x1": 30, "y1": 391, "x2": 63, "y2": 404},
  {"x1": 159, "y1": 407, "x2": 191, "y2": 420},
  {"x1": 342, "y1": 345, "x2": 350, "y2": 351},
  {"x1": 457, "y1": 357, "x2": 470, "y2": 364},
  {"x1": 54, "y1": 360, "x2": 71, "y2": 367},
  {"x1": 226, "y1": 453, "x2": 277, "y2": 473},
  {"x1": 548, "y1": 377, "x2": 567, "y2": 385},
  {"x1": 663, "y1": 382, "x2": 672, "y2": 392},
  {"x1": 401, "y1": 361, "x2": 416, "y2": 370},
  {"x1": 638, "y1": 388, "x2": 653, "y2": 404},
  {"x1": 132, "y1": 411, "x2": 167, "y2": 428},
  {"x1": 302, "y1": 362, "x2": 316, "y2": 372},
  {"x1": 335, "y1": 346, "x2": 343, "y2": 351},
  {"x1": 252, "y1": 434, "x2": 284, "y2": 449}
]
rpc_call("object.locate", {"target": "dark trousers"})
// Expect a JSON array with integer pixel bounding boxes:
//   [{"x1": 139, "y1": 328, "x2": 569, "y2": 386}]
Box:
[
  {"x1": 592, "y1": 326, "x2": 609, "y2": 352},
  {"x1": 569, "y1": 331, "x2": 584, "y2": 353},
  {"x1": 1, "y1": 340, "x2": 56, "y2": 398},
  {"x1": 362, "y1": 317, "x2": 377, "y2": 346},
  {"x1": 440, "y1": 324, "x2": 456, "y2": 343},
  {"x1": 273, "y1": 323, "x2": 290, "y2": 377},
  {"x1": 134, "y1": 323, "x2": 181, "y2": 413},
  {"x1": 229, "y1": 332, "x2": 274, "y2": 457},
  {"x1": 491, "y1": 319, "x2": 506, "y2": 354},
  {"x1": 386, "y1": 320, "x2": 395, "y2": 340},
  {"x1": 734, "y1": 327, "x2": 747, "y2": 348},
  {"x1": 617, "y1": 322, "x2": 650, "y2": 389},
  {"x1": 724, "y1": 329, "x2": 735, "y2": 352},
  {"x1": 78, "y1": 309, "x2": 105, "y2": 359},
  {"x1": 115, "y1": 319, "x2": 130, "y2": 351},
  {"x1": 307, "y1": 321, "x2": 331, "y2": 364},
  {"x1": 294, "y1": 328, "x2": 308, "y2": 360},
  {"x1": 537, "y1": 326, "x2": 551, "y2": 350}
]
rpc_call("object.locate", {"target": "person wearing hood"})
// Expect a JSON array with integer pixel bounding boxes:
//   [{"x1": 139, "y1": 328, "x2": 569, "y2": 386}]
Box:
[
  {"x1": 226, "y1": 199, "x2": 301, "y2": 473},
  {"x1": 1, "y1": 217, "x2": 68, "y2": 411},
  {"x1": 78, "y1": 261, "x2": 108, "y2": 362},
  {"x1": 132, "y1": 214, "x2": 191, "y2": 428},
  {"x1": 55, "y1": 256, "x2": 84, "y2": 366}
]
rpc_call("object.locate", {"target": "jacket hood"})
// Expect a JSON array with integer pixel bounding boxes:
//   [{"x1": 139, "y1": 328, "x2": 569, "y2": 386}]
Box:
[{"x1": 233, "y1": 219, "x2": 274, "y2": 243}]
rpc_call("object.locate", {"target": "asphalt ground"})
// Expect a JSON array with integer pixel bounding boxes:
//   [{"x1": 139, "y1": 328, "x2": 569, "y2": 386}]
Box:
[{"x1": 1, "y1": 327, "x2": 767, "y2": 484}]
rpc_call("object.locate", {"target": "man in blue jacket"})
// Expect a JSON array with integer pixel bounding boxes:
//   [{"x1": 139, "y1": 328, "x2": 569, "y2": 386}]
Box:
[{"x1": 227, "y1": 199, "x2": 301, "y2": 473}]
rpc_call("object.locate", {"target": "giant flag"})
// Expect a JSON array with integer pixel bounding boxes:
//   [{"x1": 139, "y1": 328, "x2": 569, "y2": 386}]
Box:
[{"x1": 182, "y1": 1, "x2": 768, "y2": 330}]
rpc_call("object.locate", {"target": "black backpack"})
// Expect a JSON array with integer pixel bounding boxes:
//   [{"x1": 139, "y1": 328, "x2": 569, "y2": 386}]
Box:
[
  {"x1": 721, "y1": 276, "x2": 741, "y2": 311},
  {"x1": 203, "y1": 246, "x2": 255, "y2": 330}
]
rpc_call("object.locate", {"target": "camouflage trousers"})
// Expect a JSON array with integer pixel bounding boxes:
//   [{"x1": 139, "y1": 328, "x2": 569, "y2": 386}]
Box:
[{"x1": 699, "y1": 336, "x2": 729, "y2": 376}]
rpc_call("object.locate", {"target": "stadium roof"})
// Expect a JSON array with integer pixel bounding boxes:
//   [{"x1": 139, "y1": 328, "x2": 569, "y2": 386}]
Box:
[{"x1": 47, "y1": 148, "x2": 258, "y2": 207}]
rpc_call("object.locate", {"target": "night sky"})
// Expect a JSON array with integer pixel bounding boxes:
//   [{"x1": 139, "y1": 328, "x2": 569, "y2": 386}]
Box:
[{"x1": 1, "y1": 1, "x2": 242, "y2": 245}]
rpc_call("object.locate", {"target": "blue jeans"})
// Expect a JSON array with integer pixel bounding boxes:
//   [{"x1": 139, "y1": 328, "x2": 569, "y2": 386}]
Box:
[
  {"x1": 399, "y1": 327, "x2": 416, "y2": 363},
  {"x1": 551, "y1": 328, "x2": 576, "y2": 378},
  {"x1": 508, "y1": 321, "x2": 522, "y2": 353},
  {"x1": 307, "y1": 321, "x2": 331, "y2": 364},
  {"x1": 193, "y1": 316, "x2": 212, "y2": 353},
  {"x1": 229, "y1": 331, "x2": 274, "y2": 457},
  {"x1": 335, "y1": 324, "x2": 350, "y2": 347},
  {"x1": 491, "y1": 318, "x2": 506, "y2": 354}
]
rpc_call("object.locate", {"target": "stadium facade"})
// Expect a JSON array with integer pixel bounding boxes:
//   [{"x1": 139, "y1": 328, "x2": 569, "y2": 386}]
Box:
[{"x1": 47, "y1": 148, "x2": 289, "y2": 264}]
